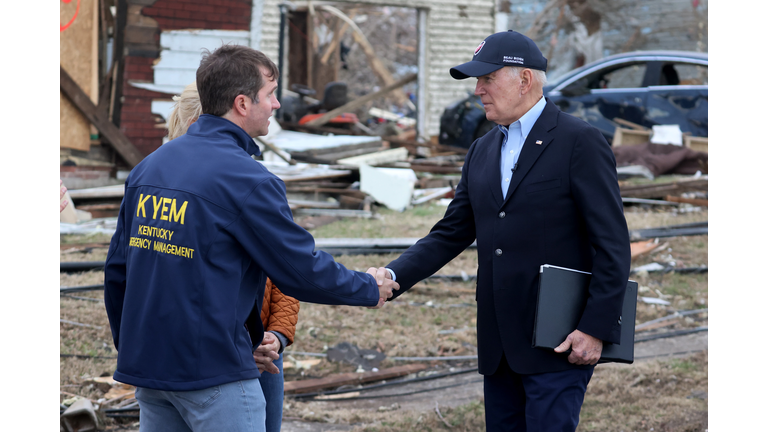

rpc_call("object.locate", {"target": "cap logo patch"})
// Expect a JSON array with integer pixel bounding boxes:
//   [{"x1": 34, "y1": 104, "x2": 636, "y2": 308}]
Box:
[
  {"x1": 503, "y1": 56, "x2": 524, "y2": 64},
  {"x1": 474, "y1": 41, "x2": 486, "y2": 56}
]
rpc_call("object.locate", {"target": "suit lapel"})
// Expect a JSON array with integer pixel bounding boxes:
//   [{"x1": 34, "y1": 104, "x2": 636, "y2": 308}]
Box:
[{"x1": 501, "y1": 99, "x2": 559, "y2": 206}]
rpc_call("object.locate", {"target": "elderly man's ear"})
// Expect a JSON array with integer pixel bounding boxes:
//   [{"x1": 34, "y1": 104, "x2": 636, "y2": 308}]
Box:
[{"x1": 520, "y1": 69, "x2": 534, "y2": 94}]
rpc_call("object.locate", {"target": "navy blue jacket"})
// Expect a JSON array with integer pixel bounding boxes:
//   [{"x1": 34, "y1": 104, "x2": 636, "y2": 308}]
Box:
[
  {"x1": 104, "y1": 115, "x2": 379, "y2": 391},
  {"x1": 388, "y1": 99, "x2": 631, "y2": 375}
]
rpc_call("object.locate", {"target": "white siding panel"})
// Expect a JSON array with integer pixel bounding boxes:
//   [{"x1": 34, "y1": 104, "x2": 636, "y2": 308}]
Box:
[
  {"x1": 153, "y1": 69, "x2": 197, "y2": 87},
  {"x1": 159, "y1": 30, "x2": 251, "y2": 52}
]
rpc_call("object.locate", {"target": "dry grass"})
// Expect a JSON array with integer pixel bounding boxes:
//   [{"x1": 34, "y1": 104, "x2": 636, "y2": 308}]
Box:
[
  {"x1": 281, "y1": 352, "x2": 708, "y2": 432},
  {"x1": 579, "y1": 351, "x2": 708, "y2": 431},
  {"x1": 59, "y1": 198, "x2": 708, "y2": 431}
]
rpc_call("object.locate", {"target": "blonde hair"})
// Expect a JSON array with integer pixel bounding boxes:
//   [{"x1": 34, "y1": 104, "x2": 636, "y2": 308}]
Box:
[{"x1": 167, "y1": 82, "x2": 203, "y2": 140}]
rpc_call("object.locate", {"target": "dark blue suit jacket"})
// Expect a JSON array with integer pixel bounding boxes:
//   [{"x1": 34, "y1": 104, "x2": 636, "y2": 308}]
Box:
[{"x1": 388, "y1": 98, "x2": 631, "y2": 375}]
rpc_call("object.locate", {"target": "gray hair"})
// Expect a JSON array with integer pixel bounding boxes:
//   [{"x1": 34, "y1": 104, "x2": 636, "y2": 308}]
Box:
[{"x1": 504, "y1": 66, "x2": 547, "y2": 87}]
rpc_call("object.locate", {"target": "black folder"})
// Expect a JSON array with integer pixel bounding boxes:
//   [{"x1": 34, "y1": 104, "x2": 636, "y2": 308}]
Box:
[{"x1": 532, "y1": 264, "x2": 638, "y2": 364}]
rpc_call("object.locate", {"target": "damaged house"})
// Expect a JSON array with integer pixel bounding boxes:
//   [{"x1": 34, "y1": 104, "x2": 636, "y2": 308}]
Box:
[{"x1": 60, "y1": 0, "x2": 499, "y2": 188}]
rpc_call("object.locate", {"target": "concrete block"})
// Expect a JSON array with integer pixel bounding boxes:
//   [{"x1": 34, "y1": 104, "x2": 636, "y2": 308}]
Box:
[{"x1": 60, "y1": 398, "x2": 102, "y2": 432}]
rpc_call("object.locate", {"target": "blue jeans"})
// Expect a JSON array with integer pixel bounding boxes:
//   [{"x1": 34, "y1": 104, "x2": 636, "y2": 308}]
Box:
[
  {"x1": 258, "y1": 353, "x2": 284, "y2": 432},
  {"x1": 135, "y1": 379, "x2": 266, "y2": 432}
]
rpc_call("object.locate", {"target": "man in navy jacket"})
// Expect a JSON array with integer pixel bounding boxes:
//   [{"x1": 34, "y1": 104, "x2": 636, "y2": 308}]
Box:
[
  {"x1": 104, "y1": 45, "x2": 398, "y2": 432},
  {"x1": 373, "y1": 31, "x2": 630, "y2": 431}
]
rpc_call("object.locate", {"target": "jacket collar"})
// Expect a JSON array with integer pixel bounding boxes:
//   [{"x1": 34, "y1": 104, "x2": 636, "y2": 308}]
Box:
[{"x1": 188, "y1": 114, "x2": 262, "y2": 157}]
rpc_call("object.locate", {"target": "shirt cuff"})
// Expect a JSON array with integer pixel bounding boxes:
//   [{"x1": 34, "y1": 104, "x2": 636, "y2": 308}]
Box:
[{"x1": 386, "y1": 268, "x2": 396, "y2": 281}]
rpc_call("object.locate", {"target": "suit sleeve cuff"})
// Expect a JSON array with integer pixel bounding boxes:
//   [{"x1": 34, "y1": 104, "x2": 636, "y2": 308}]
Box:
[{"x1": 386, "y1": 268, "x2": 396, "y2": 281}]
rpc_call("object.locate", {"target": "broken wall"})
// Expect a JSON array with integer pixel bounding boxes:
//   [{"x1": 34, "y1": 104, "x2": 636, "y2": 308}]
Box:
[
  {"x1": 116, "y1": 0, "x2": 497, "y2": 156},
  {"x1": 257, "y1": 0, "x2": 497, "y2": 139},
  {"x1": 117, "y1": 0, "x2": 253, "y2": 156}
]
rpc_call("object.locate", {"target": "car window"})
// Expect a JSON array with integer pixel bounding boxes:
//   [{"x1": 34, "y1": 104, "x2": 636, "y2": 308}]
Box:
[
  {"x1": 600, "y1": 64, "x2": 647, "y2": 89},
  {"x1": 661, "y1": 63, "x2": 708, "y2": 86},
  {"x1": 561, "y1": 62, "x2": 647, "y2": 95}
]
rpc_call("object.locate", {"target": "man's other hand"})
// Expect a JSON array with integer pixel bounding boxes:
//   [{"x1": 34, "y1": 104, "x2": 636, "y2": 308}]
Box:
[
  {"x1": 253, "y1": 332, "x2": 280, "y2": 374},
  {"x1": 554, "y1": 329, "x2": 603, "y2": 365},
  {"x1": 366, "y1": 267, "x2": 399, "y2": 309}
]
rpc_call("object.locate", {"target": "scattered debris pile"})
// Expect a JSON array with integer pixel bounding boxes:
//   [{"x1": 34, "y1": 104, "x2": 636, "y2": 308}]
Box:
[{"x1": 63, "y1": 106, "x2": 466, "y2": 229}]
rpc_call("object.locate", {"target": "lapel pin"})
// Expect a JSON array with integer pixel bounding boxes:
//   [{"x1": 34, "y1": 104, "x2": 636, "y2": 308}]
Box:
[{"x1": 535, "y1": 140, "x2": 543, "y2": 145}]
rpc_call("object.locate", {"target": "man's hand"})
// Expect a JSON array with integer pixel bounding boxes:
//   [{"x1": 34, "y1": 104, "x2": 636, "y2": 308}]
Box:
[
  {"x1": 253, "y1": 332, "x2": 281, "y2": 374},
  {"x1": 366, "y1": 267, "x2": 399, "y2": 309},
  {"x1": 554, "y1": 329, "x2": 603, "y2": 365}
]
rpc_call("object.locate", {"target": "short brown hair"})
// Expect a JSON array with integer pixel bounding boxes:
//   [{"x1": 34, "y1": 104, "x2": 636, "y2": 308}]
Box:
[{"x1": 196, "y1": 45, "x2": 279, "y2": 117}]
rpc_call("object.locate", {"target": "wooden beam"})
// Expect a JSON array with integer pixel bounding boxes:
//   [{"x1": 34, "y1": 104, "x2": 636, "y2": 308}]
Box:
[
  {"x1": 305, "y1": 73, "x2": 417, "y2": 126},
  {"x1": 317, "y1": 5, "x2": 410, "y2": 107},
  {"x1": 614, "y1": 118, "x2": 648, "y2": 131},
  {"x1": 111, "y1": 0, "x2": 128, "y2": 127},
  {"x1": 664, "y1": 195, "x2": 708, "y2": 207},
  {"x1": 619, "y1": 178, "x2": 708, "y2": 199},
  {"x1": 61, "y1": 65, "x2": 144, "y2": 167},
  {"x1": 254, "y1": 136, "x2": 296, "y2": 165},
  {"x1": 320, "y1": 9, "x2": 355, "y2": 65},
  {"x1": 284, "y1": 364, "x2": 428, "y2": 395}
]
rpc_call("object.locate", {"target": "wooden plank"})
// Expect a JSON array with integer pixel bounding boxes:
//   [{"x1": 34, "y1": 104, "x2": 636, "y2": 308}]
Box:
[
  {"x1": 337, "y1": 148, "x2": 409, "y2": 167},
  {"x1": 285, "y1": 187, "x2": 367, "y2": 199},
  {"x1": 255, "y1": 136, "x2": 296, "y2": 165},
  {"x1": 284, "y1": 364, "x2": 428, "y2": 395},
  {"x1": 287, "y1": 199, "x2": 340, "y2": 209},
  {"x1": 305, "y1": 74, "x2": 417, "y2": 126},
  {"x1": 61, "y1": 66, "x2": 145, "y2": 167},
  {"x1": 664, "y1": 195, "x2": 708, "y2": 207},
  {"x1": 110, "y1": 0, "x2": 128, "y2": 128},
  {"x1": 635, "y1": 318, "x2": 680, "y2": 333},
  {"x1": 409, "y1": 164, "x2": 463, "y2": 174},
  {"x1": 320, "y1": 9, "x2": 355, "y2": 65},
  {"x1": 60, "y1": 0, "x2": 99, "y2": 151},
  {"x1": 294, "y1": 209, "x2": 372, "y2": 218},
  {"x1": 279, "y1": 122, "x2": 370, "y2": 137},
  {"x1": 614, "y1": 118, "x2": 648, "y2": 130},
  {"x1": 68, "y1": 184, "x2": 125, "y2": 199},
  {"x1": 620, "y1": 178, "x2": 708, "y2": 199},
  {"x1": 279, "y1": 170, "x2": 352, "y2": 183},
  {"x1": 684, "y1": 135, "x2": 708, "y2": 153},
  {"x1": 613, "y1": 127, "x2": 651, "y2": 147},
  {"x1": 630, "y1": 240, "x2": 657, "y2": 260}
]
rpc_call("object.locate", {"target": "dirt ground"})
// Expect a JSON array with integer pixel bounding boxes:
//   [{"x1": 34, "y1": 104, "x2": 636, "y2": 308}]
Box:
[{"x1": 60, "y1": 202, "x2": 708, "y2": 431}]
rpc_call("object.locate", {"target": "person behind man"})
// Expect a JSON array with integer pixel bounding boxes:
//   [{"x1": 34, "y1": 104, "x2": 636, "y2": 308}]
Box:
[
  {"x1": 370, "y1": 30, "x2": 631, "y2": 431},
  {"x1": 166, "y1": 83, "x2": 299, "y2": 432},
  {"x1": 104, "y1": 44, "x2": 398, "y2": 432}
]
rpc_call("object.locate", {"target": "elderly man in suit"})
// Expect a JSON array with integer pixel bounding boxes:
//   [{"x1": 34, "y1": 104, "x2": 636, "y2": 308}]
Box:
[{"x1": 368, "y1": 31, "x2": 630, "y2": 431}]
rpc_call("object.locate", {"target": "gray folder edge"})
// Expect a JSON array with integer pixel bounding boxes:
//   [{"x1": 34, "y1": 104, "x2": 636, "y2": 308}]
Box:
[{"x1": 532, "y1": 264, "x2": 638, "y2": 364}]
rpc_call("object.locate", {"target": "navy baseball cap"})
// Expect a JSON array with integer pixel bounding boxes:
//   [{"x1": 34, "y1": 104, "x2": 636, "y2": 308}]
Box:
[{"x1": 450, "y1": 30, "x2": 548, "y2": 80}]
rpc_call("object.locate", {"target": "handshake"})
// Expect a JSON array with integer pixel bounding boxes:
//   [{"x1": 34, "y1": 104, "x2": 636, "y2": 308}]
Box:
[{"x1": 366, "y1": 267, "x2": 399, "y2": 309}]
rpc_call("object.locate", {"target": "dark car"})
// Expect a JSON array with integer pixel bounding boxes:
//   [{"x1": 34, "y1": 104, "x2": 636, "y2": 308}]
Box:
[{"x1": 438, "y1": 51, "x2": 708, "y2": 148}]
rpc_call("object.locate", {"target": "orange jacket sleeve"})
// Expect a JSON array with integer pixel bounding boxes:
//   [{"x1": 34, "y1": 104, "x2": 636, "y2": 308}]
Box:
[{"x1": 260, "y1": 278, "x2": 300, "y2": 346}]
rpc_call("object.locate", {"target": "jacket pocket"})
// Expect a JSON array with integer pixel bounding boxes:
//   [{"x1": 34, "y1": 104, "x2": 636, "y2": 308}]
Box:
[{"x1": 526, "y1": 178, "x2": 561, "y2": 194}]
